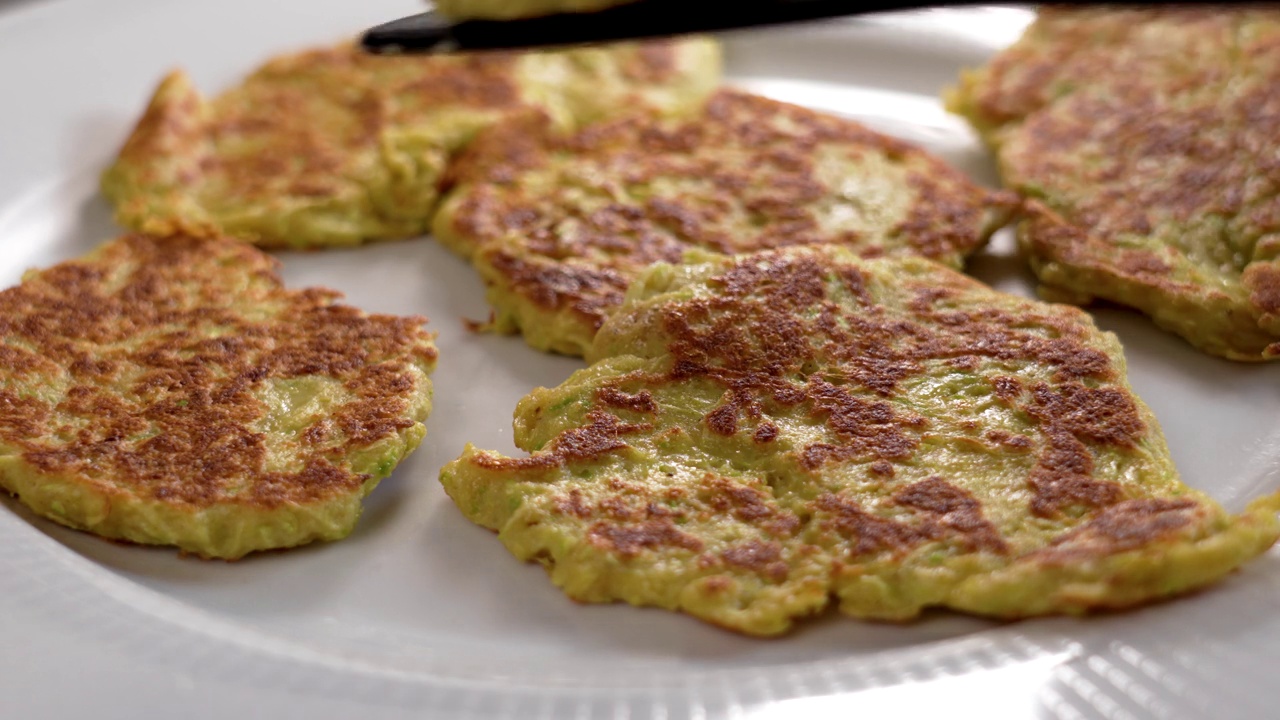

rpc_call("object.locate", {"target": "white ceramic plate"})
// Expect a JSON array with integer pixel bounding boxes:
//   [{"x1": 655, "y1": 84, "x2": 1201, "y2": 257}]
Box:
[{"x1": 2, "y1": 3, "x2": 1279, "y2": 718}]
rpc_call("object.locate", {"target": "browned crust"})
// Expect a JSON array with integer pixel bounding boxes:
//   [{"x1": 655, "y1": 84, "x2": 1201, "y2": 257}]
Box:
[
  {"x1": 483, "y1": 248, "x2": 1154, "y2": 547},
  {"x1": 958, "y1": 8, "x2": 1280, "y2": 358},
  {"x1": 587, "y1": 518, "x2": 703, "y2": 556},
  {"x1": 441, "y1": 89, "x2": 1017, "y2": 351},
  {"x1": 448, "y1": 245, "x2": 1278, "y2": 630},
  {"x1": 961, "y1": 7, "x2": 1240, "y2": 129},
  {"x1": 471, "y1": 411, "x2": 650, "y2": 471},
  {"x1": 0, "y1": 234, "x2": 436, "y2": 510},
  {"x1": 106, "y1": 38, "x2": 705, "y2": 248},
  {"x1": 1244, "y1": 262, "x2": 1280, "y2": 316},
  {"x1": 481, "y1": 245, "x2": 631, "y2": 333},
  {"x1": 816, "y1": 475, "x2": 1009, "y2": 558},
  {"x1": 1032, "y1": 498, "x2": 1203, "y2": 565},
  {"x1": 109, "y1": 46, "x2": 532, "y2": 239}
]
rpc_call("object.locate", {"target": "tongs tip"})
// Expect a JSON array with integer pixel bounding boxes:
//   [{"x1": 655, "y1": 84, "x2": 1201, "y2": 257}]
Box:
[
  {"x1": 361, "y1": 12, "x2": 454, "y2": 53},
  {"x1": 359, "y1": 1, "x2": 968, "y2": 55}
]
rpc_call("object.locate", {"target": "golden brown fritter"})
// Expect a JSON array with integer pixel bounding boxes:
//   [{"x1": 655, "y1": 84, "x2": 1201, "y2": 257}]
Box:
[
  {"x1": 0, "y1": 234, "x2": 437, "y2": 559},
  {"x1": 435, "y1": 89, "x2": 1017, "y2": 356},
  {"x1": 440, "y1": 245, "x2": 1280, "y2": 635},
  {"x1": 101, "y1": 37, "x2": 720, "y2": 249},
  {"x1": 948, "y1": 7, "x2": 1280, "y2": 360}
]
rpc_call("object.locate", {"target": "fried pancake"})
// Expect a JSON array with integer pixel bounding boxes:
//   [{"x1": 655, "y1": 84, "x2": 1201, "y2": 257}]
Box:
[
  {"x1": 101, "y1": 37, "x2": 720, "y2": 249},
  {"x1": 435, "y1": 89, "x2": 1017, "y2": 356},
  {"x1": 947, "y1": 8, "x2": 1280, "y2": 360},
  {"x1": 0, "y1": 234, "x2": 437, "y2": 559},
  {"x1": 440, "y1": 245, "x2": 1280, "y2": 635},
  {"x1": 434, "y1": 0, "x2": 636, "y2": 20}
]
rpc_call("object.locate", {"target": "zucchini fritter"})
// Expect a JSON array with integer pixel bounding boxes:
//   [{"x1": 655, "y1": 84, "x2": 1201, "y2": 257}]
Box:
[
  {"x1": 435, "y1": 89, "x2": 1017, "y2": 356},
  {"x1": 948, "y1": 8, "x2": 1280, "y2": 360},
  {"x1": 0, "y1": 234, "x2": 437, "y2": 559},
  {"x1": 102, "y1": 37, "x2": 720, "y2": 249},
  {"x1": 440, "y1": 246, "x2": 1280, "y2": 635}
]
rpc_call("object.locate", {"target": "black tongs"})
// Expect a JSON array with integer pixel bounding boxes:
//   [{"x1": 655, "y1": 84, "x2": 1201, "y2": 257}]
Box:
[{"x1": 361, "y1": 0, "x2": 998, "y2": 54}]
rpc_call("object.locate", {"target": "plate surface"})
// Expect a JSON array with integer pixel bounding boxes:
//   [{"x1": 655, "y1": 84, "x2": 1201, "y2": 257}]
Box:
[{"x1": 1, "y1": 3, "x2": 1279, "y2": 719}]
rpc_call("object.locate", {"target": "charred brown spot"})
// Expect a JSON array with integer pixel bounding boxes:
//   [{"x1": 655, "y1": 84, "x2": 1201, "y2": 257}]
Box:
[
  {"x1": 800, "y1": 380, "x2": 922, "y2": 468},
  {"x1": 0, "y1": 391, "x2": 52, "y2": 439},
  {"x1": 814, "y1": 493, "x2": 924, "y2": 557},
  {"x1": 250, "y1": 460, "x2": 366, "y2": 509},
  {"x1": 301, "y1": 420, "x2": 332, "y2": 445},
  {"x1": 700, "y1": 575, "x2": 735, "y2": 594},
  {"x1": 607, "y1": 477, "x2": 638, "y2": 492},
  {"x1": 991, "y1": 376, "x2": 1023, "y2": 404},
  {"x1": 554, "y1": 488, "x2": 593, "y2": 518},
  {"x1": 893, "y1": 477, "x2": 971, "y2": 514},
  {"x1": 909, "y1": 287, "x2": 954, "y2": 313},
  {"x1": 896, "y1": 174, "x2": 1018, "y2": 261},
  {"x1": 721, "y1": 539, "x2": 789, "y2": 582},
  {"x1": 870, "y1": 460, "x2": 895, "y2": 477},
  {"x1": 715, "y1": 256, "x2": 829, "y2": 308},
  {"x1": 986, "y1": 429, "x2": 1035, "y2": 451},
  {"x1": 483, "y1": 248, "x2": 628, "y2": 331},
  {"x1": 548, "y1": 411, "x2": 646, "y2": 459},
  {"x1": 753, "y1": 422, "x2": 779, "y2": 444},
  {"x1": 1244, "y1": 263, "x2": 1280, "y2": 315},
  {"x1": 816, "y1": 481, "x2": 1010, "y2": 558},
  {"x1": 587, "y1": 519, "x2": 704, "y2": 557},
  {"x1": 598, "y1": 495, "x2": 638, "y2": 521},
  {"x1": 1119, "y1": 251, "x2": 1172, "y2": 277},
  {"x1": 392, "y1": 52, "x2": 522, "y2": 107},
  {"x1": 473, "y1": 412, "x2": 650, "y2": 471},
  {"x1": 0, "y1": 346, "x2": 56, "y2": 377},
  {"x1": 837, "y1": 266, "x2": 873, "y2": 305},
  {"x1": 705, "y1": 402, "x2": 739, "y2": 436},
  {"x1": 1028, "y1": 428, "x2": 1123, "y2": 517},
  {"x1": 1026, "y1": 382, "x2": 1145, "y2": 447},
  {"x1": 701, "y1": 477, "x2": 771, "y2": 522},
  {"x1": 893, "y1": 477, "x2": 1008, "y2": 553},
  {"x1": 694, "y1": 475, "x2": 801, "y2": 537},
  {"x1": 1034, "y1": 498, "x2": 1202, "y2": 564},
  {"x1": 597, "y1": 386, "x2": 657, "y2": 414}
]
